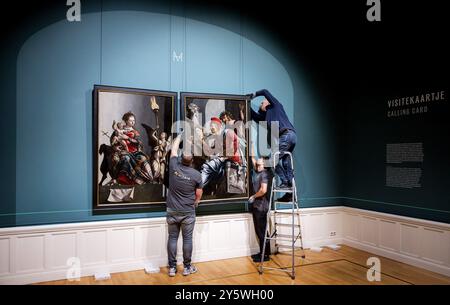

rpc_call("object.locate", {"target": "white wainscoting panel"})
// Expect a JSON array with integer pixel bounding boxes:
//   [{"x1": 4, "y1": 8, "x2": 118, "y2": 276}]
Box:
[
  {"x1": 341, "y1": 207, "x2": 450, "y2": 277},
  {"x1": 0, "y1": 206, "x2": 449, "y2": 284},
  {"x1": 378, "y1": 219, "x2": 399, "y2": 252},
  {"x1": 209, "y1": 220, "x2": 230, "y2": 251},
  {"x1": 420, "y1": 227, "x2": 448, "y2": 265},
  {"x1": 81, "y1": 230, "x2": 107, "y2": 266},
  {"x1": 0, "y1": 238, "x2": 10, "y2": 276},
  {"x1": 361, "y1": 216, "x2": 378, "y2": 246},
  {"x1": 139, "y1": 225, "x2": 165, "y2": 259},
  {"x1": 16, "y1": 235, "x2": 45, "y2": 274},
  {"x1": 343, "y1": 212, "x2": 360, "y2": 241},
  {"x1": 109, "y1": 228, "x2": 135, "y2": 263},
  {"x1": 49, "y1": 232, "x2": 77, "y2": 269},
  {"x1": 400, "y1": 224, "x2": 421, "y2": 257}
]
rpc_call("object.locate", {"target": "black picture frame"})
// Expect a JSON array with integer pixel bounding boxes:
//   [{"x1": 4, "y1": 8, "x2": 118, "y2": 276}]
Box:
[
  {"x1": 180, "y1": 92, "x2": 252, "y2": 214},
  {"x1": 93, "y1": 85, "x2": 177, "y2": 214}
]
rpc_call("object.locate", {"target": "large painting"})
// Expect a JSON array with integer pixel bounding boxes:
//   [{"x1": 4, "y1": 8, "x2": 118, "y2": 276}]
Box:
[
  {"x1": 93, "y1": 85, "x2": 176, "y2": 211},
  {"x1": 180, "y1": 92, "x2": 251, "y2": 203}
]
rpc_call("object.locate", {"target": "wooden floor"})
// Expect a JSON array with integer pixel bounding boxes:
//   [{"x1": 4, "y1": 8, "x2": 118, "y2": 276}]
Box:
[{"x1": 36, "y1": 245, "x2": 450, "y2": 285}]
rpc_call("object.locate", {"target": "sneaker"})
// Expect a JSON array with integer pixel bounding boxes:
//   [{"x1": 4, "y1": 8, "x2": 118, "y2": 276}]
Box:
[
  {"x1": 168, "y1": 267, "x2": 177, "y2": 277},
  {"x1": 251, "y1": 253, "x2": 261, "y2": 260},
  {"x1": 182, "y1": 265, "x2": 198, "y2": 276},
  {"x1": 277, "y1": 183, "x2": 290, "y2": 189}
]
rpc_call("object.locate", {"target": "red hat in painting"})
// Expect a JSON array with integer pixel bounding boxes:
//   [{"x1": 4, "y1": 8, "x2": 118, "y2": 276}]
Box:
[{"x1": 210, "y1": 117, "x2": 222, "y2": 125}]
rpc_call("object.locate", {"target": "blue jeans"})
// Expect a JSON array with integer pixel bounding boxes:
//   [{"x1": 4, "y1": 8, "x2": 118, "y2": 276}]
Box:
[
  {"x1": 166, "y1": 210, "x2": 196, "y2": 268},
  {"x1": 276, "y1": 130, "x2": 297, "y2": 185}
]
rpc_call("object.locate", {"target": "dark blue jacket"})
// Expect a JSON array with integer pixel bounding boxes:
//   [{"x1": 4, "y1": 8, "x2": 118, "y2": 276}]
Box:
[{"x1": 250, "y1": 89, "x2": 296, "y2": 137}]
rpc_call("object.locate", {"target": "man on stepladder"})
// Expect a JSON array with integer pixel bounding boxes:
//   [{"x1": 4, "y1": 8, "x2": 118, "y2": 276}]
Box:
[{"x1": 247, "y1": 89, "x2": 297, "y2": 202}]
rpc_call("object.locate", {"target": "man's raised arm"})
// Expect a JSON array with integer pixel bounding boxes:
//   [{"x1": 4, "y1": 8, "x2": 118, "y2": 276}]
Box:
[
  {"x1": 255, "y1": 89, "x2": 280, "y2": 107},
  {"x1": 170, "y1": 134, "x2": 182, "y2": 158}
]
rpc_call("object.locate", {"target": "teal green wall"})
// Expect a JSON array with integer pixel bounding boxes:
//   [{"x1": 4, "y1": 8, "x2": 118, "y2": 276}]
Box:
[
  {"x1": 1, "y1": 1, "x2": 341, "y2": 227},
  {"x1": 2, "y1": 1, "x2": 446, "y2": 227},
  {"x1": 342, "y1": 87, "x2": 450, "y2": 223}
]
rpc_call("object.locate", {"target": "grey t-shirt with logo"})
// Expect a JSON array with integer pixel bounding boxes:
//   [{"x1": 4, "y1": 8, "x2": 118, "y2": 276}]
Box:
[
  {"x1": 252, "y1": 169, "x2": 269, "y2": 204},
  {"x1": 166, "y1": 156, "x2": 203, "y2": 213}
]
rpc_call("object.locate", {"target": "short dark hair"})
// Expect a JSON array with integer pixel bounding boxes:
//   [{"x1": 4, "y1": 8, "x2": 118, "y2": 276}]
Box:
[
  {"x1": 219, "y1": 110, "x2": 234, "y2": 121},
  {"x1": 181, "y1": 153, "x2": 193, "y2": 166}
]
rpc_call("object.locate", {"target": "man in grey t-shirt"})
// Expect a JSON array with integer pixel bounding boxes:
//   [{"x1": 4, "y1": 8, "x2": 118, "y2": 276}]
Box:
[
  {"x1": 166, "y1": 135, "x2": 203, "y2": 277},
  {"x1": 249, "y1": 156, "x2": 271, "y2": 262}
]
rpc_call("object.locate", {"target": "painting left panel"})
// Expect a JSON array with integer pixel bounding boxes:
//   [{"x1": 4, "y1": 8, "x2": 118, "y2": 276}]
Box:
[{"x1": 93, "y1": 85, "x2": 176, "y2": 212}]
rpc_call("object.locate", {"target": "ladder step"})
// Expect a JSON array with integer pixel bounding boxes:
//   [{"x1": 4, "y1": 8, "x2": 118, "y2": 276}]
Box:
[
  {"x1": 273, "y1": 189, "x2": 293, "y2": 193},
  {"x1": 276, "y1": 233, "x2": 301, "y2": 239},
  {"x1": 266, "y1": 237, "x2": 295, "y2": 242},
  {"x1": 274, "y1": 205, "x2": 297, "y2": 209},
  {"x1": 276, "y1": 244, "x2": 304, "y2": 250},
  {"x1": 275, "y1": 223, "x2": 301, "y2": 227},
  {"x1": 274, "y1": 210, "x2": 300, "y2": 215}
]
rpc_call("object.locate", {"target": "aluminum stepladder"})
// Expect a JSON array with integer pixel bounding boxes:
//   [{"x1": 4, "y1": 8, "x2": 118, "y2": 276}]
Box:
[{"x1": 258, "y1": 151, "x2": 305, "y2": 279}]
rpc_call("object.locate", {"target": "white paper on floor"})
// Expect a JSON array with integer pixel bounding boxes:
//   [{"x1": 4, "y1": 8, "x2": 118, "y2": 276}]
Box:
[
  {"x1": 310, "y1": 247, "x2": 323, "y2": 252},
  {"x1": 94, "y1": 271, "x2": 111, "y2": 281},
  {"x1": 144, "y1": 263, "x2": 160, "y2": 274},
  {"x1": 325, "y1": 244, "x2": 341, "y2": 251}
]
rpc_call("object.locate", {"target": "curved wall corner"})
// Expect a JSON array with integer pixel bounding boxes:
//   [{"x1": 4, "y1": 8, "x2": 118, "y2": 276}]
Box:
[{"x1": 12, "y1": 9, "x2": 336, "y2": 226}]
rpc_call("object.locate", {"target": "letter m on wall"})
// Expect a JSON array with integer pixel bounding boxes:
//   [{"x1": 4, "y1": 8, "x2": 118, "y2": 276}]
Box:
[{"x1": 173, "y1": 51, "x2": 183, "y2": 62}]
